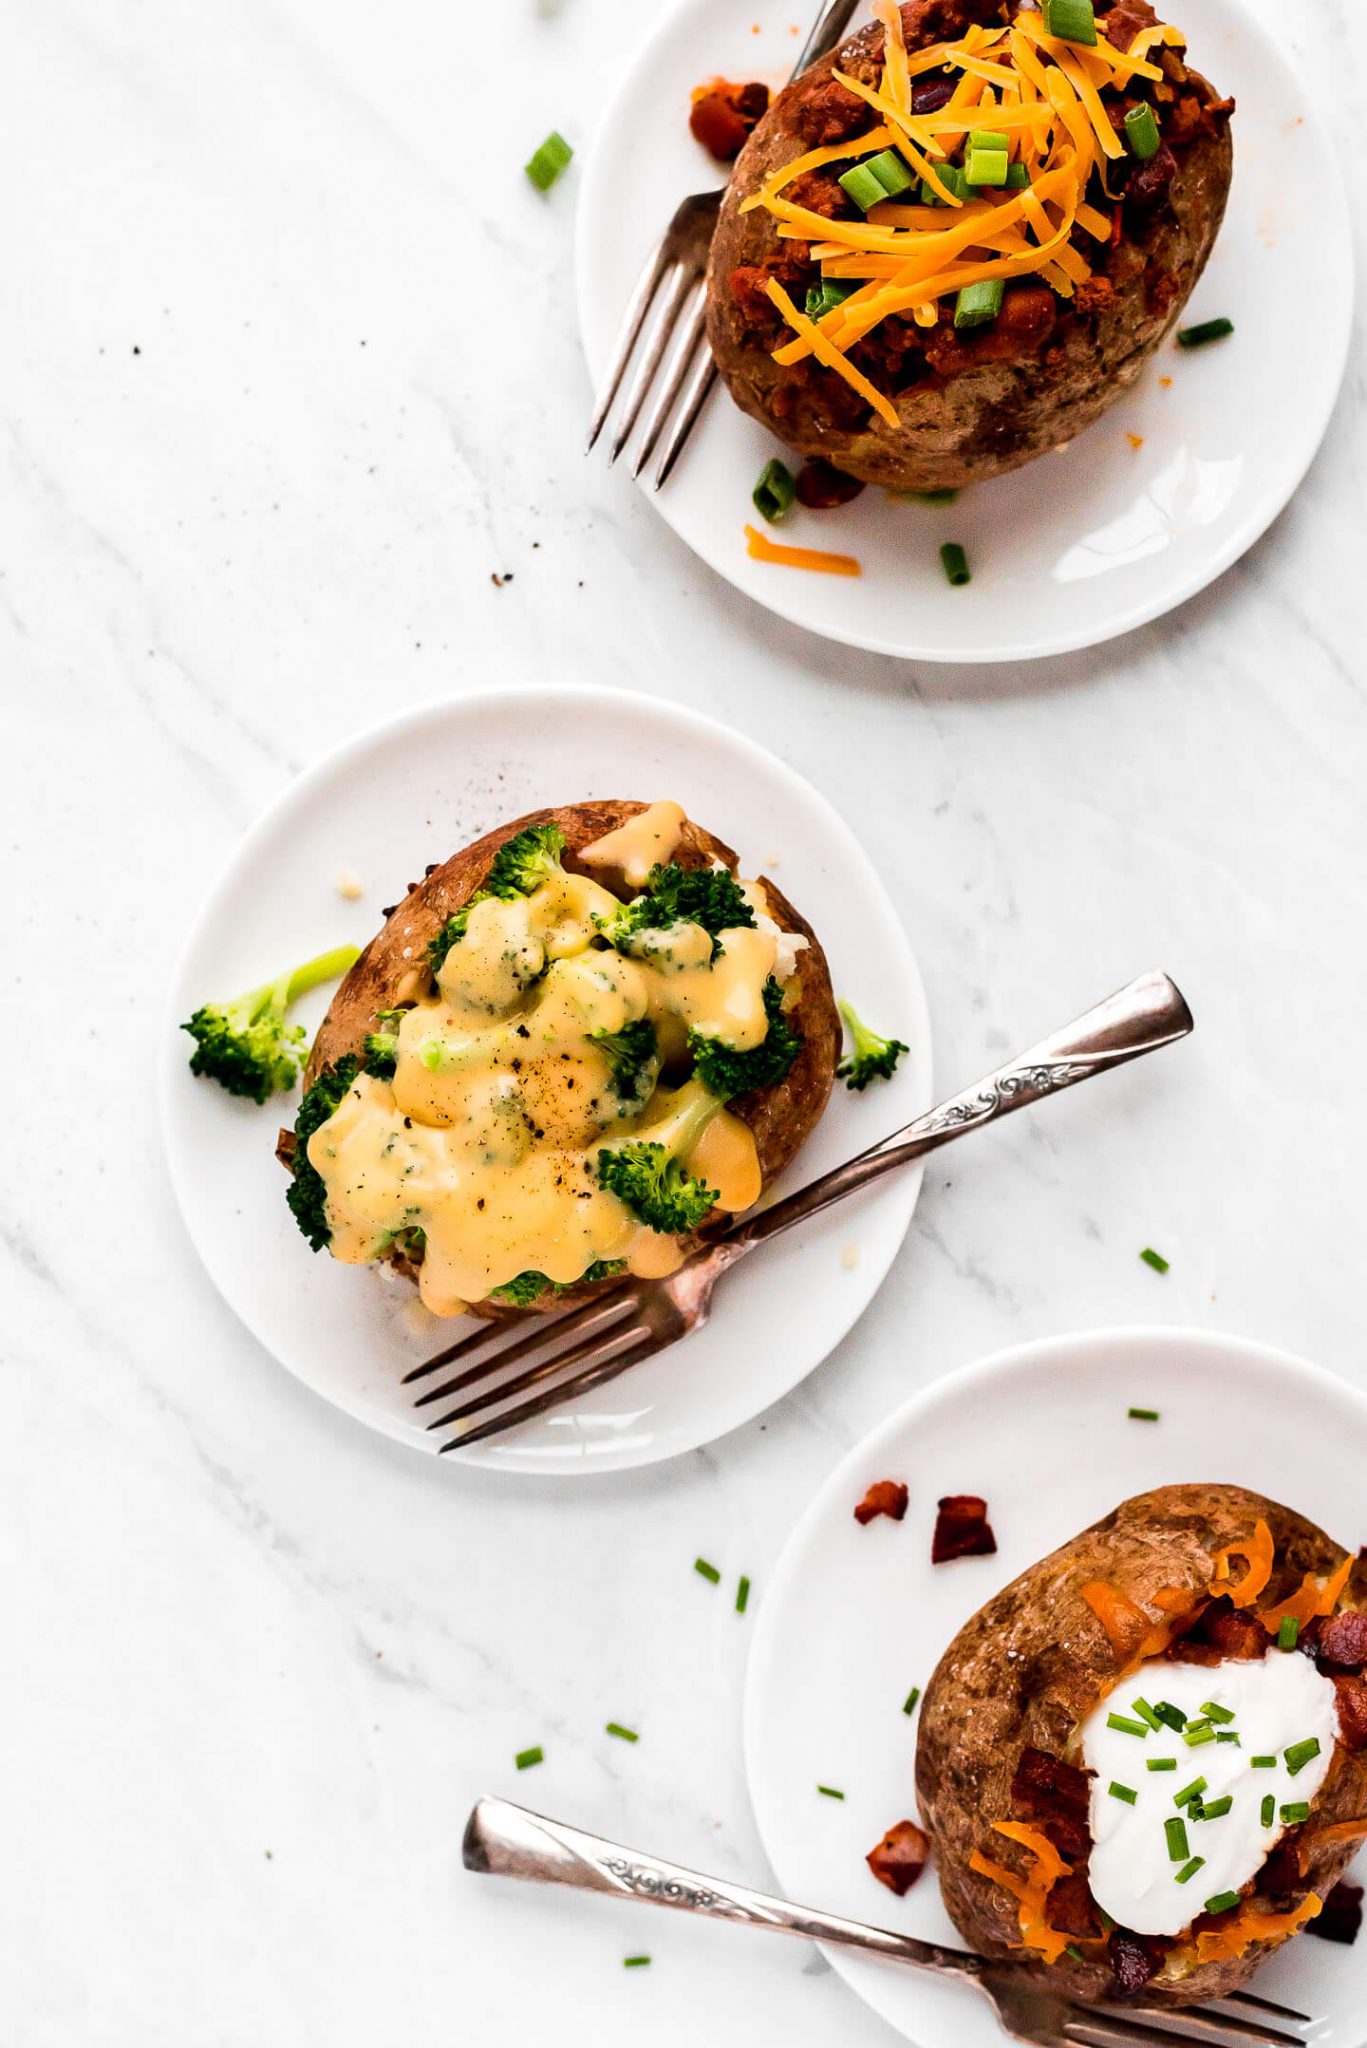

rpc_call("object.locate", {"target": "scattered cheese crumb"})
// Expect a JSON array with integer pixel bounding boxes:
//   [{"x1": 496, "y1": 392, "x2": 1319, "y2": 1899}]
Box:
[
  {"x1": 335, "y1": 869, "x2": 364, "y2": 900},
  {"x1": 841, "y1": 1243, "x2": 861, "y2": 1271},
  {"x1": 1126, "y1": 433, "x2": 1145, "y2": 451},
  {"x1": 1159, "y1": 375, "x2": 1173, "y2": 389}
]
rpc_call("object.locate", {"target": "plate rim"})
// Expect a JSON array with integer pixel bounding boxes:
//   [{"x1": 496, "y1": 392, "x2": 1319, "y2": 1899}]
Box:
[
  {"x1": 575, "y1": 0, "x2": 1355, "y2": 664},
  {"x1": 159, "y1": 681, "x2": 934, "y2": 1476}
]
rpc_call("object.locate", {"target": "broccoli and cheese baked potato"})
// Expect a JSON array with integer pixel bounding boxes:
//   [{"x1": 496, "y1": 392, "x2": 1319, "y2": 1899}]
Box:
[
  {"x1": 915, "y1": 1485, "x2": 1367, "y2": 2006},
  {"x1": 706, "y1": 0, "x2": 1234, "y2": 492},
  {"x1": 278, "y1": 800, "x2": 839, "y2": 1319}
]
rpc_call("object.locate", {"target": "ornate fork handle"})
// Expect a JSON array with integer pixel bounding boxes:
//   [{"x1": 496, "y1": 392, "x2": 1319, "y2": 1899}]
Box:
[
  {"x1": 463, "y1": 1798, "x2": 982, "y2": 1979},
  {"x1": 727, "y1": 969, "x2": 1193, "y2": 1255}
]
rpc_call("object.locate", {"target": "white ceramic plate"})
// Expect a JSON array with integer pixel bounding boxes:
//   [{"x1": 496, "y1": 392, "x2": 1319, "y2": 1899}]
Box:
[
  {"x1": 745, "y1": 1327, "x2": 1367, "y2": 2045},
  {"x1": 160, "y1": 686, "x2": 932, "y2": 1475},
  {"x1": 577, "y1": 0, "x2": 1352, "y2": 662}
]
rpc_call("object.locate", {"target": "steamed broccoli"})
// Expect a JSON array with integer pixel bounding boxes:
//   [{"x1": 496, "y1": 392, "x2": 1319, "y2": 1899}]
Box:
[
  {"x1": 285, "y1": 1056, "x2": 361, "y2": 1249},
  {"x1": 183, "y1": 944, "x2": 361, "y2": 1103},
  {"x1": 589, "y1": 1018, "x2": 659, "y2": 1107},
  {"x1": 427, "y1": 824, "x2": 569, "y2": 974},
  {"x1": 837, "y1": 999, "x2": 909, "y2": 1091},
  {"x1": 490, "y1": 1258, "x2": 629, "y2": 1307},
  {"x1": 689, "y1": 977, "x2": 801, "y2": 1101},
  {"x1": 596, "y1": 1079, "x2": 724, "y2": 1234},
  {"x1": 603, "y1": 861, "x2": 755, "y2": 957},
  {"x1": 362, "y1": 1031, "x2": 399, "y2": 1080}
]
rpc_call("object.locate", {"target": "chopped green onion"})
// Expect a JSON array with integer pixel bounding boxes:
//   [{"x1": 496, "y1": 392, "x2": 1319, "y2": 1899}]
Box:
[
  {"x1": 1110, "y1": 1781, "x2": 1138, "y2": 1805},
  {"x1": 839, "y1": 163, "x2": 889, "y2": 213},
  {"x1": 623, "y1": 1954, "x2": 651, "y2": 1968},
  {"x1": 964, "y1": 145, "x2": 1010, "y2": 187},
  {"x1": 1124, "y1": 103, "x2": 1162, "y2": 160},
  {"x1": 753, "y1": 460, "x2": 796, "y2": 525},
  {"x1": 911, "y1": 486, "x2": 959, "y2": 503},
  {"x1": 954, "y1": 278, "x2": 1005, "y2": 330},
  {"x1": 1184, "y1": 1724, "x2": 1217, "y2": 1749},
  {"x1": 605, "y1": 1722, "x2": 638, "y2": 1743},
  {"x1": 902, "y1": 1685, "x2": 922, "y2": 1716},
  {"x1": 1003, "y1": 162, "x2": 1030, "y2": 189},
  {"x1": 1177, "y1": 317, "x2": 1234, "y2": 350},
  {"x1": 1174, "y1": 1777, "x2": 1207, "y2": 1809},
  {"x1": 1250, "y1": 1755, "x2": 1277, "y2": 1770},
  {"x1": 817, "y1": 1784, "x2": 845, "y2": 1800},
  {"x1": 805, "y1": 278, "x2": 856, "y2": 323},
  {"x1": 1185, "y1": 1718, "x2": 1212, "y2": 1736},
  {"x1": 1065, "y1": 1943, "x2": 1087, "y2": 1963},
  {"x1": 969, "y1": 128, "x2": 1010, "y2": 151},
  {"x1": 1166, "y1": 1817, "x2": 1190, "y2": 1862},
  {"x1": 1285, "y1": 1738, "x2": 1322, "y2": 1777},
  {"x1": 1131, "y1": 1697, "x2": 1162, "y2": 1730},
  {"x1": 919, "y1": 166, "x2": 969, "y2": 205},
  {"x1": 940, "y1": 541, "x2": 971, "y2": 586},
  {"x1": 1278, "y1": 1616, "x2": 1301, "y2": 1651},
  {"x1": 1154, "y1": 1702, "x2": 1187, "y2": 1733},
  {"x1": 1261, "y1": 1796, "x2": 1276, "y2": 1827},
  {"x1": 1129, "y1": 1406, "x2": 1161, "y2": 1422},
  {"x1": 1175, "y1": 1856, "x2": 1205, "y2": 1884},
  {"x1": 1140, "y1": 1247, "x2": 1170, "y2": 1273},
  {"x1": 1215, "y1": 1731, "x2": 1241, "y2": 1746},
  {"x1": 866, "y1": 148, "x2": 914, "y2": 198},
  {"x1": 1281, "y1": 1801, "x2": 1311, "y2": 1824},
  {"x1": 1042, "y1": 0, "x2": 1098, "y2": 44},
  {"x1": 1205, "y1": 1891, "x2": 1241, "y2": 1916},
  {"x1": 1107, "y1": 1712, "x2": 1149, "y2": 1738},
  {"x1": 515, "y1": 1745, "x2": 544, "y2": 1770},
  {"x1": 1200, "y1": 1702, "x2": 1236, "y2": 1725},
  {"x1": 1148, "y1": 1757, "x2": 1178, "y2": 1772},
  {"x1": 1197, "y1": 1796, "x2": 1233, "y2": 1821},
  {"x1": 694, "y1": 1558, "x2": 721, "y2": 1584},
  {"x1": 736, "y1": 1575, "x2": 751, "y2": 1615},
  {"x1": 525, "y1": 131, "x2": 574, "y2": 193}
]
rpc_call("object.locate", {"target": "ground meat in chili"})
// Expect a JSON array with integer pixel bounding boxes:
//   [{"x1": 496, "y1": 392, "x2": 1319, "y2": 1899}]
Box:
[
  {"x1": 796, "y1": 457, "x2": 866, "y2": 509},
  {"x1": 791, "y1": 74, "x2": 868, "y2": 147},
  {"x1": 690, "y1": 80, "x2": 770, "y2": 161}
]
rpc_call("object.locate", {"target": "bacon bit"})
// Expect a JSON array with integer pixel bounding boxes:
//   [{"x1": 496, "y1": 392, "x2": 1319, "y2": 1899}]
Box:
[
  {"x1": 688, "y1": 79, "x2": 770, "y2": 161},
  {"x1": 795, "y1": 457, "x2": 865, "y2": 510},
  {"x1": 1260, "y1": 1553, "x2": 1354, "y2": 1635},
  {"x1": 1010, "y1": 1747, "x2": 1092, "y2": 1862},
  {"x1": 1210, "y1": 1519, "x2": 1275, "y2": 1608},
  {"x1": 855, "y1": 1479, "x2": 909, "y2": 1526},
  {"x1": 1310, "y1": 1879, "x2": 1363, "y2": 1946},
  {"x1": 1334, "y1": 1673, "x2": 1367, "y2": 1752},
  {"x1": 1191, "y1": 1895, "x2": 1322, "y2": 1966},
  {"x1": 1109, "y1": 1930, "x2": 1161, "y2": 1994},
  {"x1": 1309, "y1": 1609, "x2": 1367, "y2": 1672},
  {"x1": 970, "y1": 1824, "x2": 1073, "y2": 1965},
  {"x1": 866, "y1": 1819, "x2": 930, "y2": 1896},
  {"x1": 1167, "y1": 1596, "x2": 1269, "y2": 1666},
  {"x1": 932, "y1": 1495, "x2": 997, "y2": 1563}
]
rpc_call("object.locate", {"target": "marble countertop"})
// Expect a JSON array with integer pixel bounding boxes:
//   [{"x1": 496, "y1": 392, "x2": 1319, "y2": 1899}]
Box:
[{"x1": 7, "y1": 1, "x2": 1365, "y2": 2041}]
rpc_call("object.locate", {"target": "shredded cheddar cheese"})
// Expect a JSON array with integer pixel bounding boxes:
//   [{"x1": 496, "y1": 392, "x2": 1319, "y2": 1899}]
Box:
[{"x1": 743, "y1": 524, "x2": 862, "y2": 575}]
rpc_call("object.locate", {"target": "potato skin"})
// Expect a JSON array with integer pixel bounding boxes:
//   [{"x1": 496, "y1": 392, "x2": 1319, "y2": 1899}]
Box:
[
  {"x1": 294, "y1": 801, "x2": 839, "y2": 1315},
  {"x1": 706, "y1": 3, "x2": 1234, "y2": 491},
  {"x1": 914, "y1": 1485, "x2": 1367, "y2": 2006}
]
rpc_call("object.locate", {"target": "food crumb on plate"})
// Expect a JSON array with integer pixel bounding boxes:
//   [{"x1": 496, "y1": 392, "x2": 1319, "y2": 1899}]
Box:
[
  {"x1": 1160, "y1": 375, "x2": 1174, "y2": 388},
  {"x1": 842, "y1": 1242, "x2": 860, "y2": 1270},
  {"x1": 335, "y1": 868, "x2": 364, "y2": 900},
  {"x1": 1127, "y1": 433, "x2": 1145, "y2": 450}
]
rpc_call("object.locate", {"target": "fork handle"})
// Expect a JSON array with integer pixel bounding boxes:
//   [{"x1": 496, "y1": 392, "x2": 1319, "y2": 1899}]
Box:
[
  {"x1": 792, "y1": 0, "x2": 861, "y2": 74},
  {"x1": 727, "y1": 969, "x2": 1194, "y2": 1255},
  {"x1": 463, "y1": 1797, "x2": 982, "y2": 1978}
]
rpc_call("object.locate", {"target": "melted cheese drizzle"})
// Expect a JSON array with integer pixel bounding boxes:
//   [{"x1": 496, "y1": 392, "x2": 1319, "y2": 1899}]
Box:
[
  {"x1": 307, "y1": 828, "x2": 782, "y2": 1314},
  {"x1": 580, "y1": 801, "x2": 685, "y2": 888}
]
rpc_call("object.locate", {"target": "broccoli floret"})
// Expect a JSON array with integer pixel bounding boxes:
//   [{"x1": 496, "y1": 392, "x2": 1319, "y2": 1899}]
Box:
[
  {"x1": 597, "y1": 1143, "x2": 720, "y2": 1235},
  {"x1": 362, "y1": 1031, "x2": 399, "y2": 1080},
  {"x1": 689, "y1": 978, "x2": 801, "y2": 1101},
  {"x1": 603, "y1": 861, "x2": 755, "y2": 957},
  {"x1": 578, "y1": 1259, "x2": 628, "y2": 1287},
  {"x1": 428, "y1": 899, "x2": 487, "y2": 975},
  {"x1": 485, "y1": 822, "x2": 568, "y2": 899},
  {"x1": 285, "y1": 1056, "x2": 361, "y2": 1250},
  {"x1": 837, "y1": 999, "x2": 909, "y2": 1091},
  {"x1": 490, "y1": 1258, "x2": 628, "y2": 1306},
  {"x1": 183, "y1": 944, "x2": 361, "y2": 1104},
  {"x1": 589, "y1": 1018, "x2": 659, "y2": 1107}
]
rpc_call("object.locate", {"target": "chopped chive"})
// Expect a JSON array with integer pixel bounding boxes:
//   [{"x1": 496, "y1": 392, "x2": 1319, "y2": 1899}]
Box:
[
  {"x1": 1174, "y1": 1777, "x2": 1207, "y2": 1809},
  {"x1": 1131, "y1": 1697, "x2": 1162, "y2": 1730},
  {"x1": 623, "y1": 1954, "x2": 651, "y2": 1968},
  {"x1": 1148, "y1": 1757, "x2": 1178, "y2": 1772},
  {"x1": 1205, "y1": 1891, "x2": 1241, "y2": 1916},
  {"x1": 1261, "y1": 1795, "x2": 1276, "y2": 1827},
  {"x1": 1278, "y1": 1616, "x2": 1301, "y2": 1651},
  {"x1": 954, "y1": 279, "x2": 1004, "y2": 329},
  {"x1": 1281, "y1": 1801, "x2": 1311, "y2": 1825},
  {"x1": 1154, "y1": 1702, "x2": 1187, "y2": 1733},
  {"x1": 940, "y1": 541, "x2": 971, "y2": 586},
  {"x1": 1285, "y1": 1738, "x2": 1322, "y2": 1777},
  {"x1": 1110, "y1": 1781, "x2": 1138, "y2": 1805},
  {"x1": 1124, "y1": 102, "x2": 1162, "y2": 160},
  {"x1": 1042, "y1": 0, "x2": 1098, "y2": 44},
  {"x1": 817, "y1": 1785, "x2": 845, "y2": 1800},
  {"x1": 1107, "y1": 1712, "x2": 1149, "y2": 1737},
  {"x1": 1177, "y1": 317, "x2": 1234, "y2": 350},
  {"x1": 1165, "y1": 1817, "x2": 1190, "y2": 1862},
  {"x1": 605, "y1": 1722, "x2": 639, "y2": 1743},
  {"x1": 1197, "y1": 1796, "x2": 1233, "y2": 1821},
  {"x1": 805, "y1": 277, "x2": 857, "y2": 323},
  {"x1": 964, "y1": 145, "x2": 1010, "y2": 187},
  {"x1": 1200, "y1": 1702, "x2": 1236, "y2": 1725},
  {"x1": 1175, "y1": 1855, "x2": 1205, "y2": 1884},
  {"x1": 839, "y1": 162, "x2": 891, "y2": 213},
  {"x1": 752, "y1": 460, "x2": 796, "y2": 525},
  {"x1": 911, "y1": 486, "x2": 958, "y2": 503},
  {"x1": 525, "y1": 131, "x2": 574, "y2": 193},
  {"x1": 1215, "y1": 1731, "x2": 1241, "y2": 1746},
  {"x1": 1184, "y1": 1723, "x2": 1217, "y2": 1748},
  {"x1": 1065, "y1": 1943, "x2": 1086, "y2": 1964},
  {"x1": 736, "y1": 1575, "x2": 751, "y2": 1615},
  {"x1": 1184, "y1": 1718, "x2": 1212, "y2": 1738},
  {"x1": 1139, "y1": 1247, "x2": 1169, "y2": 1273},
  {"x1": 515, "y1": 1745, "x2": 544, "y2": 1770},
  {"x1": 1128, "y1": 1406, "x2": 1161, "y2": 1421},
  {"x1": 694, "y1": 1558, "x2": 721, "y2": 1584},
  {"x1": 902, "y1": 1685, "x2": 922, "y2": 1717},
  {"x1": 1250, "y1": 1755, "x2": 1277, "y2": 1770}
]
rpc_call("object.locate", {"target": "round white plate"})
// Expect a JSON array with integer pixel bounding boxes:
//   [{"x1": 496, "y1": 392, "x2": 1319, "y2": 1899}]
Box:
[
  {"x1": 161, "y1": 686, "x2": 932, "y2": 1475},
  {"x1": 745, "y1": 1327, "x2": 1367, "y2": 2045},
  {"x1": 577, "y1": 0, "x2": 1352, "y2": 662}
]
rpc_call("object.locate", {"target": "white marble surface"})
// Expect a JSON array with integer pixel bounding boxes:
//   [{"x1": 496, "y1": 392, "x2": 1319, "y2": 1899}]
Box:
[{"x1": 5, "y1": 1, "x2": 1366, "y2": 2041}]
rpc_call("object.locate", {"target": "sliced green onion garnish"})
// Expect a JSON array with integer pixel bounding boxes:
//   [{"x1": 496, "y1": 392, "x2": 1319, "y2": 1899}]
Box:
[
  {"x1": 969, "y1": 129, "x2": 1010, "y2": 151},
  {"x1": 1175, "y1": 1856, "x2": 1205, "y2": 1884},
  {"x1": 903, "y1": 1685, "x2": 922, "y2": 1716},
  {"x1": 1184, "y1": 1724, "x2": 1217, "y2": 1748},
  {"x1": 1200, "y1": 1702, "x2": 1236, "y2": 1725},
  {"x1": 1281, "y1": 1801, "x2": 1311, "y2": 1824},
  {"x1": 525, "y1": 131, "x2": 574, "y2": 193},
  {"x1": 1154, "y1": 1702, "x2": 1187, "y2": 1733},
  {"x1": 1132, "y1": 1697, "x2": 1162, "y2": 1730},
  {"x1": 964, "y1": 146, "x2": 1010, "y2": 187},
  {"x1": 753, "y1": 459, "x2": 797, "y2": 525},
  {"x1": 817, "y1": 1784, "x2": 845, "y2": 1800},
  {"x1": 1110, "y1": 1781, "x2": 1138, "y2": 1805},
  {"x1": 1174, "y1": 1777, "x2": 1207, "y2": 1808},
  {"x1": 839, "y1": 163, "x2": 888, "y2": 213},
  {"x1": 1251, "y1": 1755, "x2": 1277, "y2": 1769},
  {"x1": 1197, "y1": 1795, "x2": 1233, "y2": 1821},
  {"x1": 1215, "y1": 1731, "x2": 1241, "y2": 1746},
  {"x1": 866, "y1": 147, "x2": 914, "y2": 198},
  {"x1": 1261, "y1": 1795, "x2": 1276, "y2": 1827},
  {"x1": 1003, "y1": 162, "x2": 1030, "y2": 189},
  {"x1": 1042, "y1": 0, "x2": 1098, "y2": 44},
  {"x1": 940, "y1": 541, "x2": 971, "y2": 586},
  {"x1": 1278, "y1": 1615, "x2": 1301, "y2": 1651},
  {"x1": 1165, "y1": 1817, "x2": 1190, "y2": 1862},
  {"x1": 1177, "y1": 317, "x2": 1234, "y2": 350},
  {"x1": 1148, "y1": 1757, "x2": 1178, "y2": 1772},
  {"x1": 515, "y1": 1745, "x2": 544, "y2": 1770},
  {"x1": 1205, "y1": 1891, "x2": 1241, "y2": 1916},
  {"x1": 1107, "y1": 1712, "x2": 1149, "y2": 1737},
  {"x1": 736, "y1": 1574, "x2": 751, "y2": 1615},
  {"x1": 805, "y1": 279, "x2": 856, "y2": 323},
  {"x1": 1185, "y1": 1718, "x2": 1212, "y2": 1736},
  {"x1": 606, "y1": 1722, "x2": 639, "y2": 1743},
  {"x1": 911, "y1": 486, "x2": 958, "y2": 503},
  {"x1": 1065, "y1": 1943, "x2": 1086, "y2": 1964},
  {"x1": 1124, "y1": 103, "x2": 1162, "y2": 160},
  {"x1": 1285, "y1": 1737, "x2": 1321, "y2": 1776},
  {"x1": 623, "y1": 1954, "x2": 651, "y2": 1968},
  {"x1": 1140, "y1": 1247, "x2": 1170, "y2": 1273},
  {"x1": 919, "y1": 167, "x2": 970, "y2": 205},
  {"x1": 954, "y1": 279, "x2": 1005, "y2": 330},
  {"x1": 1129, "y1": 1406, "x2": 1161, "y2": 1422},
  {"x1": 694, "y1": 1557, "x2": 721, "y2": 1584}
]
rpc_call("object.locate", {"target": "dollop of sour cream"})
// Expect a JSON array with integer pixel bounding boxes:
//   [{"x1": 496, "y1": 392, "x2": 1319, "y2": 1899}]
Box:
[{"x1": 1080, "y1": 1653, "x2": 1337, "y2": 1937}]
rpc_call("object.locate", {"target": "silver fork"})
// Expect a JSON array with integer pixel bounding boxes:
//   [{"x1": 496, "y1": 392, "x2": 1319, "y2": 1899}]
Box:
[
  {"x1": 586, "y1": 0, "x2": 860, "y2": 488},
  {"x1": 404, "y1": 968, "x2": 1193, "y2": 1452},
  {"x1": 463, "y1": 1798, "x2": 1310, "y2": 2048}
]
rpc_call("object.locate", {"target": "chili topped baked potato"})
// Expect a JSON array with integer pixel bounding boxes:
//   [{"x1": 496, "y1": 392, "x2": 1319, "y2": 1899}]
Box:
[
  {"x1": 278, "y1": 800, "x2": 839, "y2": 1319},
  {"x1": 915, "y1": 1485, "x2": 1367, "y2": 2006},
  {"x1": 706, "y1": 0, "x2": 1234, "y2": 492}
]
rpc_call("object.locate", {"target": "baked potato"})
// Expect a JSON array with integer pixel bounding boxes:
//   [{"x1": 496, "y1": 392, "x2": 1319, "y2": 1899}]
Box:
[
  {"x1": 915, "y1": 1485, "x2": 1367, "y2": 2006},
  {"x1": 278, "y1": 800, "x2": 839, "y2": 1318},
  {"x1": 706, "y1": 0, "x2": 1234, "y2": 491}
]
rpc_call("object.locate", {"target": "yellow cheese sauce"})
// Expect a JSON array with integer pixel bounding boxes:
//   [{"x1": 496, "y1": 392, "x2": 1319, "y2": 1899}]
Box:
[
  {"x1": 580, "y1": 800, "x2": 685, "y2": 888},
  {"x1": 306, "y1": 825, "x2": 789, "y2": 1313}
]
